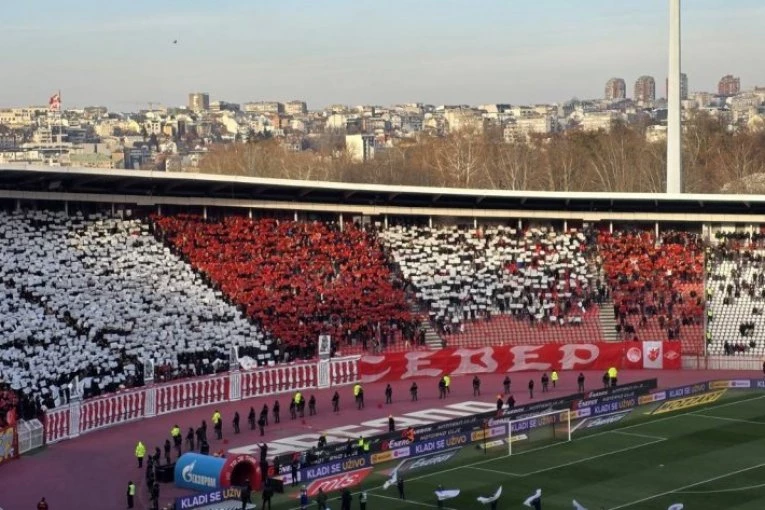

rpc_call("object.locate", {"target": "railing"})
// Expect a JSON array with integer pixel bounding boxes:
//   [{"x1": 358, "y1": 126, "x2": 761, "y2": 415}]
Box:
[
  {"x1": 43, "y1": 356, "x2": 360, "y2": 446},
  {"x1": 683, "y1": 354, "x2": 763, "y2": 371}
]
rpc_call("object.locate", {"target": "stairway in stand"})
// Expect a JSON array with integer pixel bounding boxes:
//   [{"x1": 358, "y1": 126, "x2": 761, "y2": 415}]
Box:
[
  {"x1": 410, "y1": 300, "x2": 444, "y2": 350},
  {"x1": 599, "y1": 298, "x2": 619, "y2": 342}
]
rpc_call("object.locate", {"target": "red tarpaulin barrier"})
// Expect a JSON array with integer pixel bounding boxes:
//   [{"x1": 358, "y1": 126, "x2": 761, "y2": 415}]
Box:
[{"x1": 360, "y1": 341, "x2": 681, "y2": 383}]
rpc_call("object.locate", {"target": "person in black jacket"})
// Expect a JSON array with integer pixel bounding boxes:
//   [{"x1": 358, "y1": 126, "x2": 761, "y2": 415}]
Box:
[
  {"x1": 248, "y1": 407, "x2": 256, "y2": 430},
  {"x1": 528, "y1": 379, "x2": 535, "y2": 399},
  {"x1": 233, "y1": 411, "x2": 241, "y2": 434},
  {"x1": 150, "y1": 482, "x2": 160, "y2": 510},
  {"x1": 273, "y1": 401, "x2": 280, "y2": 424},
  {"x1": 262, "y1": 482, "x2": 274, "y2": 510},
  {"x1": 385, "y1": 384, "x2": 393, "y2": 404},
  {"x1": 341, "y1": 488, "x2": 352, "y2": 510},
  {"x1": 473, "y1": 375, "x2": 481, "y2": 396},
  {"x1": 290, "y1": 457, "x2": 299, "y2": 487},
  {"x1": 308, "y1": 395, "x2": 317, "y2": 416},
  {"x1": 241, "y1": 480, "x2": 252, "y2": 510},
  {"x1": 332, "y1": 391, "x2": 340, "y2": 413},
  {"x1": 186, "y1": 427, "x2": 195, "y2": 451},
  {"x1": 258, "y1": 415, "x2": 266, "y2": 436}
]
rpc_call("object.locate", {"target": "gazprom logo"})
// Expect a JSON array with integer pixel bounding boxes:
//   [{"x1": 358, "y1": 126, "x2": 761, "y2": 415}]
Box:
[{"x1": 182, "y1": 461, "x2": 217, "y2": 488}]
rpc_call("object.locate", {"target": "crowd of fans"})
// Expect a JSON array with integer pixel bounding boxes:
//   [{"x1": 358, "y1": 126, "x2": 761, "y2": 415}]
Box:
[
  {"x1": 0, "y1": 210, "x2": 276, "y2": 416},
  {"x1": 599, "y1": 231, "x2": 704, "y2": 343},
  {"x1": 152, "y1": 216, "x2": 415, "y2": 360},
  {"x1": 7, "y1": 207, "x2": 765, "y2": 420},
  {"x1": 706, "y1": 236, "x2": 765, "y2": 357},
  {"x1": 379, "y1": 225, "x2": 601, "y2": 336}
]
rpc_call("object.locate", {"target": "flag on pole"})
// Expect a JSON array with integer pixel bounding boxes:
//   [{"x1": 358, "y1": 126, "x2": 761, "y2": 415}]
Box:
[
  {"x1": 434, "y1": 489, "x2": 460, "y2": 501},
  {"x1": 523, "y1": 489, "x2": 542, "y2": 507},
  {"x1": 477, "y1": 486, "x2": 502, "y2": 505},
  {"x1": 49, "y1": 92, "x2": 61, "y2": 111},
  {"x1": 382, "y1": 470, "x2": 397, "y2": 490},
  {"x1": 572, "y1": 500, "x2": 588, "y2": 510}
]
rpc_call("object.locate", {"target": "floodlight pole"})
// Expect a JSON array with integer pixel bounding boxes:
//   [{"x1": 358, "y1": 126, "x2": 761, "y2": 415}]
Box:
[{"x1": 666, "y1": 0, "x2": 683, "y2": 194}]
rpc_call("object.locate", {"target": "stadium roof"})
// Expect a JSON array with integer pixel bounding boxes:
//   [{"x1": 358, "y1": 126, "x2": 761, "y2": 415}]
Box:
[{"x1": 0, "y1": 164, "x2": 763, "y2": 217}]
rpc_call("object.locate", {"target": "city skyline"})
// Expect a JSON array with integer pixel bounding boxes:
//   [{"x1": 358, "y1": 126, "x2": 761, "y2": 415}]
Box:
[{"x1": 1, "y1": 0, "x2": 764, "y2": 109}]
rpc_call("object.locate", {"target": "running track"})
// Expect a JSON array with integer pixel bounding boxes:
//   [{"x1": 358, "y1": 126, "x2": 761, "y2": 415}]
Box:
[{"x1": 0, "y1": 369, "x2": 760, "y2": 510}]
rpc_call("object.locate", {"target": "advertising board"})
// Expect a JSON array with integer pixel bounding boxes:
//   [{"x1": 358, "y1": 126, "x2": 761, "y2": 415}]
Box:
[
  {"x1": 394, "y1": 448, "x2": 461, "y2": 476},
  {"x1": 305, "y1": 468, "x2": 373, "y2": 497},
  {"x1": 652, "y1": 390, "x2": 726, "y2": 415},
  {"x1": 175, "y1": 487, "x2": 244, "y2": 510}
]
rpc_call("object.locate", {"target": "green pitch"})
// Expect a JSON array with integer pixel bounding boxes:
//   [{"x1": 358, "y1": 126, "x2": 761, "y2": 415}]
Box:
[{"x1": 270, "y1": 391, "x2": 765, "y2": 509}]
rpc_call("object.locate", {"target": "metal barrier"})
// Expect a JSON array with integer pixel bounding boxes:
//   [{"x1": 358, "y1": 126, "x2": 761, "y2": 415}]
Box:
[
  {"x1": 683, "y1": 355, "x2": 764, "y2": 371},
  {"x1": 42, "y1": 357, "x2": 360, "y2": 446}
]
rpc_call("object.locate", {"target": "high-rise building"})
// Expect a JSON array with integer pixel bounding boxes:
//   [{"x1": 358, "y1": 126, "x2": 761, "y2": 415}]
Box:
[
  {"x1": 634, "y1": 76, "x2": 656, "y2": 104},
  {"x1": 718, "y1": 75, "x2": 741, "y2": 96},
  {"x1": 284, "y1": 100, "x2": 308, "y2": 115},
  {"x1": 665, "y1": 73, "x2": 689, "y2": 100},
  {"x1": 604, "y1": 78, "x2": 627, "y2": 101},
  {"x1": 188, "y1": 93, "x2": 210, "y2": 112}
]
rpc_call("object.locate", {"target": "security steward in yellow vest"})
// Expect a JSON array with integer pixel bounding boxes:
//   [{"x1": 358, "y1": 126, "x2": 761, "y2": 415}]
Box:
[
  {"x1": 171, "y1": 425, "x2": 182, "y2": 455},
  {"x1": 551, "y1": 370, "x2": 559, "y2": 389},
  {"x1": 608, "y1": 367, "x2": 618, "y2": 388},
  {"x1": 135, "y1": 441, "x2": 146, "y2": 468},
  {"x1": 127, "y1": 481, "x2": 136, "y2": 509},
  {"x1": 212, "y1": 410, "x2": 223, "y2": 439}
]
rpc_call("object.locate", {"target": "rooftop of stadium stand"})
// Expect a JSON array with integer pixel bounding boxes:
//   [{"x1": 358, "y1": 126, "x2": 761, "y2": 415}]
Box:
[{"x1": 2, "y1": 163, "x2": 765, "y2": 219}]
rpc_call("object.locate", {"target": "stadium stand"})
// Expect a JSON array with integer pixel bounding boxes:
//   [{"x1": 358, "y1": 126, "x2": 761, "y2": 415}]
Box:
[
  {"x1": 151, "y1": 216, "x2": 415, "y2": 357},
  {"x1": 599, "y1": 231, "x2": 704, "y2": 353},
  {"x1": 706, "y1": 237, "x2": 765, "y2": 357},
  {"x1": 379, "y1": 225, "x2": 606, "y2": 347},
  {"x1": 0, "y1": 210, "x2": 276, "y2": 414}
]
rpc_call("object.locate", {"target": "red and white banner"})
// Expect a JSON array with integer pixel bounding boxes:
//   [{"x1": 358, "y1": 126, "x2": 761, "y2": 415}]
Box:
[{"x1": 360, "y1": 342, "x2": 681, "y2": 383}]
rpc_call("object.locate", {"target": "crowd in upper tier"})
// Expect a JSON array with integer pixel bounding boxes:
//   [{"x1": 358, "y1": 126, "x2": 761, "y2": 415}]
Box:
[
  {"x1": 599, "y1": 231, "x2": 705, "y2": 349},
  {"x1": 0, "y1": 210, "x2": 276, "y2": 418},
  {"x1": 3, "y1": 208, "x2": 760, "y2": 417},
  {"x1": 152, "y1": 216, "x2": 416, "y2": 359},
  {"x1": 379, "y1": 225, "x2": 602, "y2": 340}
]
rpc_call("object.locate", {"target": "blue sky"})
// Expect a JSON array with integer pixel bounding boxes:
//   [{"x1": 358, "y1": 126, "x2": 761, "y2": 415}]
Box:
[{"x1": 1, "y1": 0, "x2": 763, "y2": 110}]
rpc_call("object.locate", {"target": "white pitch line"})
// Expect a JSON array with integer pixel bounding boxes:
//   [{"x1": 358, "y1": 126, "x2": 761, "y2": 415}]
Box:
[
  {"x1": 690, "y1": 413, "x2": 765, "y2": 426},
  {"x1": 607, "y1": 462, "x2": 765, "y2": 509},
  {"x1": 679, "y1": 481, "x2": 765, "y2": 494},
  {"x1": 468, "y1": 437, "x2": 666, "y2": 477},
  {"x1": 609, "y1": 430, "x2": 668, "y2": 441},
  {"x1": 370, "y1": 493, "x2": 456, "y2": 510}
]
